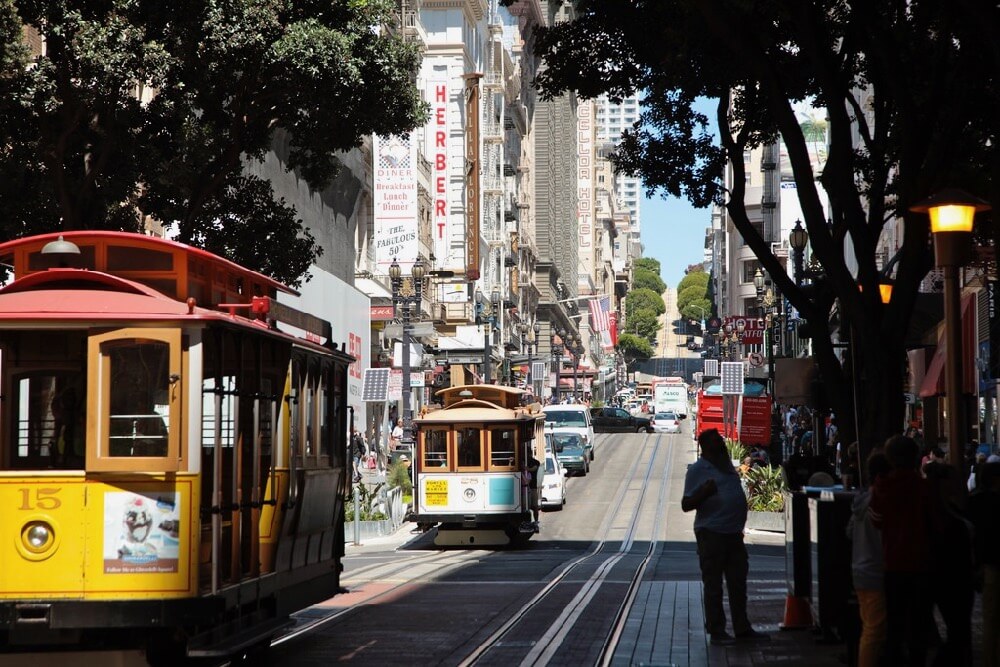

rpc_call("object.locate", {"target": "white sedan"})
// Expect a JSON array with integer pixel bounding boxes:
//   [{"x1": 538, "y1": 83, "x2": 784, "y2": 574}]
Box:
[
  {"x1": 540, "y1": 451, "x2": 567, "y2": 510},
  {"x1": 651, "y1": 411, "x2": 681, "y2": 434}
]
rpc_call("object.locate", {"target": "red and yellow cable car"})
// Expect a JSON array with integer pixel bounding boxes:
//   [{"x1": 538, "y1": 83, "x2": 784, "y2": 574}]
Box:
[{"x1": 0, "y1": 231, "x2": 352, "y2": 663}]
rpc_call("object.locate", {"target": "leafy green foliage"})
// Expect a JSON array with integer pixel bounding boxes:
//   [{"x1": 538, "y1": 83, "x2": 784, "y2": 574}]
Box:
[
  {"x1": 616, "y1": 332, "x2": 653, "y2": 365},
  {"x1": 677, "y1": 269, "x2": 709, "y2": 294},
  {"x1": 725, "y1": 439, "x2": 749, "y2": 463},
  {"x1": 625, "y1": 287, "x2": 665, "y2": 317},
  {"x1": 742, "y1": 465, "x2": 787, "y2": 513},
  {"x1": 387, "y1": 459, "x2": 412, "y2": 495},
  {"x1": 345, "y1": 481, "x2": 389, "y2": 522},
  {"x1": 633, "y1": 257, "x2": 661, "y2": 274},
  {"x1": 531, "y1": 0, "x2": 1000, "y2": 452},
  {"x1": 0, "y1": 1, "x2": 426, "y2": 287},
  {"x1": 627, "y1": 308, "x2": 660, "y2": 342},
  {"x1": 632, "y1": 268, "x2": 666, "y2": 294},
  {"x1": 680, "y1": 297, "x2": 712, "y2": 324}
]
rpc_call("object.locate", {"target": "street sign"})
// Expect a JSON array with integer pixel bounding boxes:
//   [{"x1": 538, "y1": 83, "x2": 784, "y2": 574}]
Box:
[
  {"x1": 438, "y1": 355, "x2": 484, "y2": 365},
  {"x1": 748, "y1": 352, "x2": 764, "y2": 368},
  {"x1": 383, "y1": 322, "x2": 436, "y2": 338},
  {"x1": 720, "y1": 362, "x2": 744, "y2": 395}
]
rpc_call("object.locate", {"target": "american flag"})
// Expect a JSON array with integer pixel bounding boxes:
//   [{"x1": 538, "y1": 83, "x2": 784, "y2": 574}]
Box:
[{"x1": 589, "y1": 297, "x2": 611, "y2": 332}]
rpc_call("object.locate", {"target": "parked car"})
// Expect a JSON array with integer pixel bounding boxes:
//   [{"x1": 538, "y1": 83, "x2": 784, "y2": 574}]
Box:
[
  {"x1": 542, "y1": 404, "x2": 595, "y2": 452},
  {"x1": 540, "y1": 451, "x2": 567, "y2": 510},
  {"x1": 553, "y1": 436, "x2": 590, "y2": 476},
  {"x1": 651, "y1": 411, "x2": 682, "y2": 434},
  {"x1": 550, "y1": 430, "x2": 593, "y2": 462},
  {"x1": 590, "y1": 406, "x2": 653, "y2": 433}
]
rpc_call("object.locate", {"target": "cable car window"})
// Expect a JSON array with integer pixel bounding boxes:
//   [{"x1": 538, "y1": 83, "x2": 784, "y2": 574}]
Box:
[
  {"x1": 202, "y1": 376, "x2": 236, "y2": 448},
  {"x1": 489, "y1": 427, "x2": 516, "y2": 469},
  {"x1": 456, "y1": 427, "x2": 482, "y2": 468},
  {"x1": 87, "y1": 328, "x2": 182, "y2": 472},
  {"x1": 107, "y1": 342, "x2": 171, "y2": 457},
  {"x1": 423, "y1": 429, "x2": 448, "y2": 468},
  {"x1": 9, "y1": 373, "x2": 84, "y2": 470}
]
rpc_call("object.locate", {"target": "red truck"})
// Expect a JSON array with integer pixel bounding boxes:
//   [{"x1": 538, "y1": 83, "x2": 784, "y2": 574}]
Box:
[{"x1": 695, "y1": 378, "x2": 772, "y2": 447}]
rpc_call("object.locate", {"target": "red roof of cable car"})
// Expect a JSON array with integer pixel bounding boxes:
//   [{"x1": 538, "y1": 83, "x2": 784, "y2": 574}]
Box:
[{"x1": 0, "y1": 230, "x2": 297, "y2": 298}]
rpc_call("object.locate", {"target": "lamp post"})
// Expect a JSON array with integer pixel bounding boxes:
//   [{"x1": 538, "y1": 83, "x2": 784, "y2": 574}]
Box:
[
  {"x1": 551, "y1": 328, "x2": 566, "y2": 402},
  {"x1": 910, "y1": 189, "x2": 991, "y2": 468},
  {"x1": 570, "y1": 334, "x2": 583, "y2": 401},
  {"x1": 475, "y1": 287, "x2": 501, "y2": 384},
  {"x1": 389, "y1": 257, "x2": 425, "y2": 450},
  {"x1": 789, "y1": 219, "x2": 808, "y2": 285}
]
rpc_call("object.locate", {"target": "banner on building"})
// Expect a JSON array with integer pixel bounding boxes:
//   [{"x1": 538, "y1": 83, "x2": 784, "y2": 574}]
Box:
[
  {"x1": 373, "y1": 133, "x2": 418, "y2": 273},
  {"x1": 463, "y1": 76, "x2": 481, "y2": 280},
  {"x1": 577, "y1": 100, "x2": 594, "y2": 273}
]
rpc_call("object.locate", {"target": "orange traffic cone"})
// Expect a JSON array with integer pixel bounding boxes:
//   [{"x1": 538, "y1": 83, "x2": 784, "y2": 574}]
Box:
[{"x1": 779, "y1": 595, "x2": 813, "y2": 630}]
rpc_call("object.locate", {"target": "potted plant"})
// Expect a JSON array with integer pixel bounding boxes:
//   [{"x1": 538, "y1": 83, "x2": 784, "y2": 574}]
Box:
[{"x1": 741, "y1": 463, "x2": 787, "y2": 532}]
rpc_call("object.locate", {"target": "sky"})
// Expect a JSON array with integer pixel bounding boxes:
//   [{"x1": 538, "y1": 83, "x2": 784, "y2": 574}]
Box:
[
  {"x1": 641, "y1": 194, "x2": 711, "y2": 291},
  {"x1": 637, "y1": 97, "x2": 717, "y2": 291}
]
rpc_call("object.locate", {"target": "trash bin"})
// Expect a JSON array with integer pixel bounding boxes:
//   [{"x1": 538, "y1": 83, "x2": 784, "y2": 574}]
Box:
[
  {"x1": 808, "y1": 490, "x2": 856, "y2": 641},
  {"x1": 784, "y1": 489, "x2": 811, "y2": 600}
]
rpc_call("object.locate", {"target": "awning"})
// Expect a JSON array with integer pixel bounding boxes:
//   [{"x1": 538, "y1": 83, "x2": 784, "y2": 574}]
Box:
[
  {"x1": 356, "y1": 277, "x2": 393, "y2": 301},
  {"x1": 918, "y1": 293, "x2": 977, "y2": 398}
]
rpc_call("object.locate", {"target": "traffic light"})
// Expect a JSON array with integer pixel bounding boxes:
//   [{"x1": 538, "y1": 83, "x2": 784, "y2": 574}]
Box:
[{"x1": 671, "y1": 318, "x2": 687, "y2": 335}]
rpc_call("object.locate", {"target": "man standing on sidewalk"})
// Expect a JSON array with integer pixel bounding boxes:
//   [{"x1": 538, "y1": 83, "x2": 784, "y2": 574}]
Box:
[{"x1": 682, "y1": 428, "x2": 770, "y2": 646}]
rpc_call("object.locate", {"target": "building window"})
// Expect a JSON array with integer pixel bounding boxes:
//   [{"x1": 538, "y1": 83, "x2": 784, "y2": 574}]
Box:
[{"x1": 742, "y1": 259, "x2": 763, "y2": 283}]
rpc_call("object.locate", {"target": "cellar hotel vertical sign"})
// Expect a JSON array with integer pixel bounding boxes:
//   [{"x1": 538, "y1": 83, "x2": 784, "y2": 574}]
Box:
[{"x1": 373, "y1": 133, "x2": 418, "y2": 272}]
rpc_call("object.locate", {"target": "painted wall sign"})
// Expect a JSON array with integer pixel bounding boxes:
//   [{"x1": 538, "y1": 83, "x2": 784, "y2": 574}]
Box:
[
  {"x1": 373, "y1": 133, "x2": 418, "y2": 272},
  {"x1": 464, "y1": 75, "x2": 481, "y2": 280}
]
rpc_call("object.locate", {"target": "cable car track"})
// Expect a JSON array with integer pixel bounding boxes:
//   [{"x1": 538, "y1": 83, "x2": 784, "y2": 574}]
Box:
[{"x1": 459, "y1": 432, "x2": 673, "y2": 666}]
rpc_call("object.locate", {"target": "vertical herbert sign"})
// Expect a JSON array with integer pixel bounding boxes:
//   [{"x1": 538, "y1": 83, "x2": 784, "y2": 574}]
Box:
[
  {"x1": 373, "y1": 133, "x2": 418, "y2": 272},
  {"x1": 426, "y1": 78, "x2": 453, "y2": 270},
  {"x1": 577, "y1": 100, "x2": 594, "y2": 274}
]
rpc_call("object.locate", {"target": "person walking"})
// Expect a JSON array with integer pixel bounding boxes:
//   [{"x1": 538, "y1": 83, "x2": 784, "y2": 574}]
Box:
[
  {"x1": 869, "y1": 434, "x2": 940, "y2": 666},
  {"x1": 969, "y1": 460, "x2": 1000, "y2": 667},
  {"x1": 682, "y1": 428, "x2": 769, "y2": 646},
  {"x1": 846, "y1": 451, "x2": 891, "y2": 667},
  {"x1": 924, "y1": 462, "x2": 975, "y2": 666}
]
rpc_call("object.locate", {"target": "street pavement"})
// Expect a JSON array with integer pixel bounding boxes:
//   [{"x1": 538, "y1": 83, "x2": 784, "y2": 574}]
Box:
[{"x1": 343, "y1": 434, "x2": 984, "y2": 666}]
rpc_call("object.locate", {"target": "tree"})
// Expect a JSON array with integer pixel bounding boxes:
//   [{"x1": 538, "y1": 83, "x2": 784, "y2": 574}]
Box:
[
  {"x1": 533, "y1": 1, "x2": 999, "y2": 459},
  {"x1": 633, "y1": 268, "x2": 666, "y2": 294},
  {"x1": 627, "y1": 308, "x2": 661, "y2": 343},
  {"x1": 676, "y1": 269, "x2": 709, "y2": 295},
  {"x1": 0, "y1": 1, "x2": 426, "y2": 287},
  {"x1": 616, "y1": 332, "x2": 654, "y2": 367},
  {"x1": 624, "y1": 287, "x2": 666, "y2": 317},
  {"x1": 633, "y1": 257, "x2": 661, "y2": 274}
]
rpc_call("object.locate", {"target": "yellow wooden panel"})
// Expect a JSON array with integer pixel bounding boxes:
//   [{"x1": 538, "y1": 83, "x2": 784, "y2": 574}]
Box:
[{"x1": 0, "y1": 477, "x2": 87, "y2": 598}]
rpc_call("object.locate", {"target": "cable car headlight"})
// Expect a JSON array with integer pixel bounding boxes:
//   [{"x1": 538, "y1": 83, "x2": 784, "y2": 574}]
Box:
[{"x1": 22, "y1": 521, "x2": 54, "y2": 553}]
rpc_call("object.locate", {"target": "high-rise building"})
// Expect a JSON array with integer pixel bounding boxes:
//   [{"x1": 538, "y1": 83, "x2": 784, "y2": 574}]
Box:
[{"x1": 594, "y1": 94, "x2": 642, "y2": 232}]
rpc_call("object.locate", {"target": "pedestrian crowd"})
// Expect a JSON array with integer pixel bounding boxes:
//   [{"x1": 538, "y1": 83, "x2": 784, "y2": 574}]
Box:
[{"x1": 845, "y1": 433, "x2": 1000, "y2": 666}]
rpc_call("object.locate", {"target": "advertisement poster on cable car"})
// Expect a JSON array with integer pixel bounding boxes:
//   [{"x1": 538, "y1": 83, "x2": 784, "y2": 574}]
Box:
[{"x1": 102, "y1": 491, "x2": 181, "y2": 574}]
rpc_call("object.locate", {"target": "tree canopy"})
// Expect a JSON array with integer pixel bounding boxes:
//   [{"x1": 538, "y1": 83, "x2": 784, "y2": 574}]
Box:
[
  {"x1": 633, "y1": 257, "x2": 661, "y2": 275},
  {"x1": 624, "y1": 287, "x2": 665, "y2": 317},
  {"x1": 616, "y1": 332, "x2": 654, "y2": 367},
  {"x1": 534, "y1": 0, "x2": 1000, "y2": 456},
  {"x1": 0, "y1": 0, "x2": 426, "y2": 286},
  {"x1": 632, "y1": 267, "x2": 666, "y2": 294}
]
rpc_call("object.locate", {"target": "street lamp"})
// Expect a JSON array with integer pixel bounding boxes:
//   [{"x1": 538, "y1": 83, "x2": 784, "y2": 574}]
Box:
[
  {"x1": 551, "y1": 328, "x2": 566, "y2": 402},
  {"x1": 475, "y1": 286, "x2": 502, "y2": 384},
  {"x1": 789, "y1": 219, "x2": 808, "y2": 285},
  {"x1": 389, "y1": 257, "x2": 425, "y2": 450},
  {"x1": 910, "y1": 189, "x2": 991, "y2": 468},
  {"x1": 570, "y1": 334, "x2": 583, "y2": 401}
]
